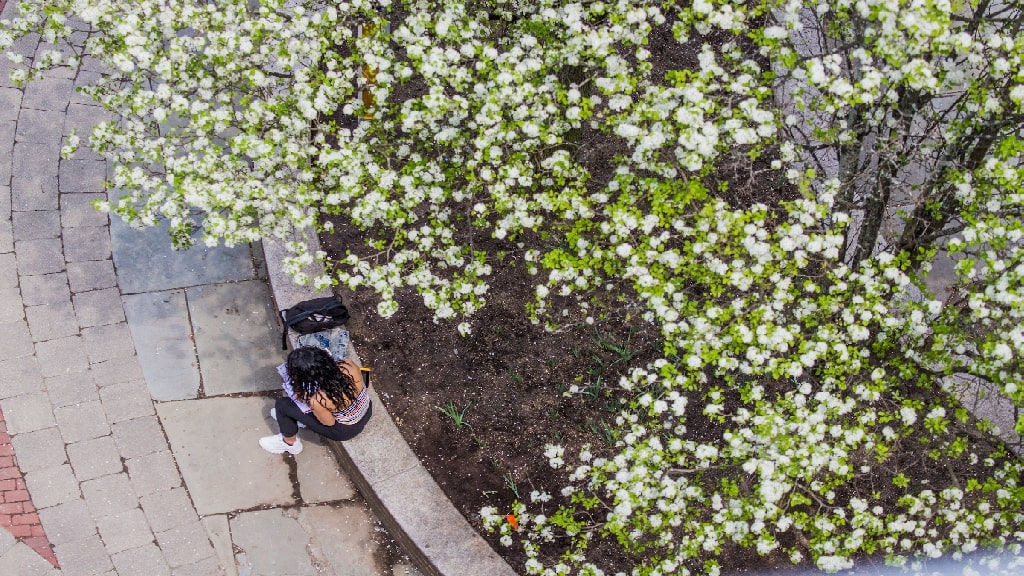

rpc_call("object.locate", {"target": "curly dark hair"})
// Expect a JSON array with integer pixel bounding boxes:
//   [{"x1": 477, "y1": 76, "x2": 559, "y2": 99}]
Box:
[{"x1": 286, "y1": 346, "x2": 358, "y2": 410}]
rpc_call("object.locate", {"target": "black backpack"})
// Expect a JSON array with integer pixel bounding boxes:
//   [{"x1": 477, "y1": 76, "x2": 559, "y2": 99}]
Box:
[{"x1": 280, "y1": 296, "x2": 350, "y2": 350}]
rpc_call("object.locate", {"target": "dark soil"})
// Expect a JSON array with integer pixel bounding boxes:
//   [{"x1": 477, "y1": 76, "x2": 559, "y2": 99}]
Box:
[{"x1": 321, "y1": 219, "x2": 662, "y2": 573}]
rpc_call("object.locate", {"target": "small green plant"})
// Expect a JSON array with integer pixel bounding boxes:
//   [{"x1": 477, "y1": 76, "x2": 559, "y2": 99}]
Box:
[
  {"x1": 506, "y1": 368, "x2": 524, "y2": 384},
  {"x1": 438, "y1": 401, "x2": 471, "y2": 430},
  {"x1": 594, "y1": 329, "x2": 638, "y2": 363},
  {"x1": 599, "y1": 422, "x2": 619, "y2": 446},
  {"x1": 503, "y1": 473, "x2": 520, "y2": 499}
]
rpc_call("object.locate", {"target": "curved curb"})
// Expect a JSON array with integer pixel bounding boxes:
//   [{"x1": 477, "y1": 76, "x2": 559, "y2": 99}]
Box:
[{"x1": 261, "y1": 233, "x2": 518, "y2": 576}]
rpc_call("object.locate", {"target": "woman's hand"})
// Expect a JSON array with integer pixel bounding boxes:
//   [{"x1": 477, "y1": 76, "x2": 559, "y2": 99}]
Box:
[{"x1": 309, "y1": 394, "x2": 338, "y2": 426}]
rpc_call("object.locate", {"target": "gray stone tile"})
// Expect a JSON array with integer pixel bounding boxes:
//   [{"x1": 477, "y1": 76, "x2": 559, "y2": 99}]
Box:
[
  {"x1": 187, "y1": 281, "x2": 282, "y2": 396},
  {"x1": 157, "y1": 397, "x2": 295, "y2": 515},
  {"x1": 0, "y1": 522, "x2": 13, "y2": 553},
  {"x1": 0, "y1": 355, "x2": 44, "y2": 399},
  {"x1": 0, "y1": 122, "x2": 13, "y2": 185},
  {"x1": 97, "y1": 380, "x2": 153, "y2": 423},
  {"x1": 53, "y1": 533, "x2": 114, "y2": 576},
  {"x1": 78, "y1": 55, "x2": 107, "y2": 74},
  {"x1": 139, "y1": 487, "x2": 198, "y2": 533},
  {"x1": 111, "y1": 416, "x2": 168, "y2": 459},
  {"x1": 0, "y1": 219, "x2": 11, "y2": 255},
  {"x1": 199, "y1": 515, "x2": 231, "y2": 576},
  {"x1": 0, "y1": 254, "x2": 17, "y2": 289},
  {"x1": 0, "y1": 184, "x2": 10, "y2": 216},
  {"x1": 125, "y1": 450, "x2": 181, "y2": 497},
  {"x1": 109, "y1": 208, "x2": 254, "y2": 293},
  {"x1": 64, "y1": 103, "x2": 109, "y2": 131},
  {"x1": 44, "y1": 371, "x2": 99, "y2": 407},
  {"x1": 22, "y1": 76, "x2": 74, "y2": 111},
  {"x1": 295, "y1": 441, "x2": 355, "y2": 504},
  {"x1": 66, "y1": 260, "x2": 116, "y2": 292},
  {"x1": 110, "y1": 542, "x2": 171, "y2": 576},
  {"x1": 19, "y1": 272, "x2": 70, "y2": 306},
  {"x1": 24, "y1": 464, "x2": 80, "y2": 510},
  {"x1": 9, "y1": 427, "x2": 67, "y2": 472},
  {"x1": 59, "y1": 159, "x2": 106, "y2": 193},
  {"x1": 55, "y1": 399, "x2": 110, "y2": 442},
  {"x1": 170, "y1": 556, "x2": 223, "y2": 576},
  {"x1": 62, "y1": 226, "x2": 111, "y2": 262},
  {"x1": 2, "y1": 392, "x2": 56, "y2": 434},
  {"x1": 0, "y1": 320, "x2": 34, "y2": 362},
  {"x1": 72, "y1": 287, "x2": 123, "y2": 328},
  {"x1": 0, "y1": 87, "x2": 22, "y2": 121},
  {"x1": 34, "y1": 335, "x2": 90, "y2": 377},
  {"x1": 82, "y1": 473, "x2": 138, "y2": 518},
  {"x1": 15, "y1": 238, "x2": 64, "y2": 275},
  {"x1": 63, "y1": 130, "x2": 98, "y2": 161},
  {"x1": 298, "y1": 504, "x2": 383, "y2": 576},
  {"x1": 12, "y1": 209, "x2": 60, "y2": 240},
  {"x1": 96, "y1": 508, "x2": 153, "y2": 555},
  {"x1": 37, "y1": 498, "x2": 95, "y2": 545},
  {"x1": 81, "y1": 322, "x2": 135, "y2": 363},
  {"x1": 0, "y1": 287, "x2": 23, "y2": 323},
  {"x1": 0, "y1": 525, "x2": 13, "y2": 555},
  {"x1": 121, "y1": 291, "x2": 200, "y2": 401},
  {"x1": 155, "y1": 521, "x2": 215, "y2": 568},
  {"x1": 67, "y1": 435, "x2": 123, "y2": 481},
  {"x1": 26, "y1": 300, "x2": 80, "y2": 342},
  {"x1": 229, "y1": 509, "x2": 316, "y2": 576},
  {"x1": 11, "y1": 174, "x2": 59, "y2": 211},
  {"x1": 0, "y1": 541, "x2": 58, "y2": 576},
  {"x1": 60, "y1": 193, "x2": 107, "y2": 228},
  {"x1": 15, "y1": 109, "x2": 64, "y2": 144},
  {"x1": 12, "y1": 141, "x2": 60, "y2": 211},
  {"x1": 88, "y1": 356, "x2": 144, "y2": 388},
  {"x1": 69, "y1": 69, "x2": 104, "y2": 107}
]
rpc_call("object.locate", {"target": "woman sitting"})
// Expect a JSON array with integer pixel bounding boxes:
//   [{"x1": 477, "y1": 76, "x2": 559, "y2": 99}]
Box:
[{"x1": 259, "y1": 346, "x2": 372, "y2": 455}]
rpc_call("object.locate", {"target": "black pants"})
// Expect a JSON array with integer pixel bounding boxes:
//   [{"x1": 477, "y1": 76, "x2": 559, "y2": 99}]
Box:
[{"x1": 274, "y1": 395, "x2": 372, "y2": 441}]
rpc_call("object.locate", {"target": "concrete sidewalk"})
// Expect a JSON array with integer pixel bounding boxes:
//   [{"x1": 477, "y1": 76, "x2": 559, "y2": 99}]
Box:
[{"x1": 0, "y1": 3, "x2": 419, "y2": 574}]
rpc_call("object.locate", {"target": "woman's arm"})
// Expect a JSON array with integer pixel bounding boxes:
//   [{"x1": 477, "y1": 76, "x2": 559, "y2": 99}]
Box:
[{"x1": 309, "y1": 394, "x2": 338, "y2": 426}]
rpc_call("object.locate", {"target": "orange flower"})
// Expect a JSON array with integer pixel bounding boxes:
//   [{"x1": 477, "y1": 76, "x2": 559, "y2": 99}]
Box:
[{"x1": 505, "y1": 514, "x2": 519, "y2": 530}]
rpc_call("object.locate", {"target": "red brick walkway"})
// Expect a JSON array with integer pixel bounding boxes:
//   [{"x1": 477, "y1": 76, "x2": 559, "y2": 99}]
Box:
[{"x1": 0, "y1": 407, "x2": 59, "y2": 567}]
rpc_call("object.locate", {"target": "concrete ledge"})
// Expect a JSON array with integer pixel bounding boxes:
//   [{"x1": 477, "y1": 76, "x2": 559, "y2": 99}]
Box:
[{"x1": 261, "y1": 232, "x2": 518, "y2": 576}]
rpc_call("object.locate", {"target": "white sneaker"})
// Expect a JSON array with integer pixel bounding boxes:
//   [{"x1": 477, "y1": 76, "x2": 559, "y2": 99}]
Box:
[
  {"x1": 259, "y1": 434, "x2": 303, "y2": 455},
  {"x1": 270, "y1": 407, "x2": 306, "y2": 428}
]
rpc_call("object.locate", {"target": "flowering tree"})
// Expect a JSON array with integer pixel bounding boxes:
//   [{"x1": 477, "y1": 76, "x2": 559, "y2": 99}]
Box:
[{"x1": 4, "y1": 0, "x2": 1024, "y2": 574}]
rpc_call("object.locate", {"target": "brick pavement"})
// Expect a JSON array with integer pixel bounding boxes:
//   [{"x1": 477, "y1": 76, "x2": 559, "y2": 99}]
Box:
[{"x1": 0, "y1": 406, "x2": 58, "y2": 567}]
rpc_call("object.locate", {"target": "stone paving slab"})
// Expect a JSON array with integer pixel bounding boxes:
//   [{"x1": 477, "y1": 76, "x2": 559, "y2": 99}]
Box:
[
  {"x1": 186, "y1": 281, "x2": 281, "y2": 396},
  {"x1": 155, "y1": 397, "x2": 295, "y2": 515},
  {"x1": 297, "y1": 504, "x2": 385, "y2": 576},
  {"x1": 230, "y1": 504, "x2": 388, "y2": 576},
  {"x1": 121, "y1": 291, "x2": 201, "y2": 401},
  {"x1": 108, "y1": 206, "x2": 255, "y2": 294},
  {"x1": 231, "y1": 508, "x2": 319, "y2": 576},
  {"x1": 295, "y1": 438, "x2": 356, "y2": 504}
]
